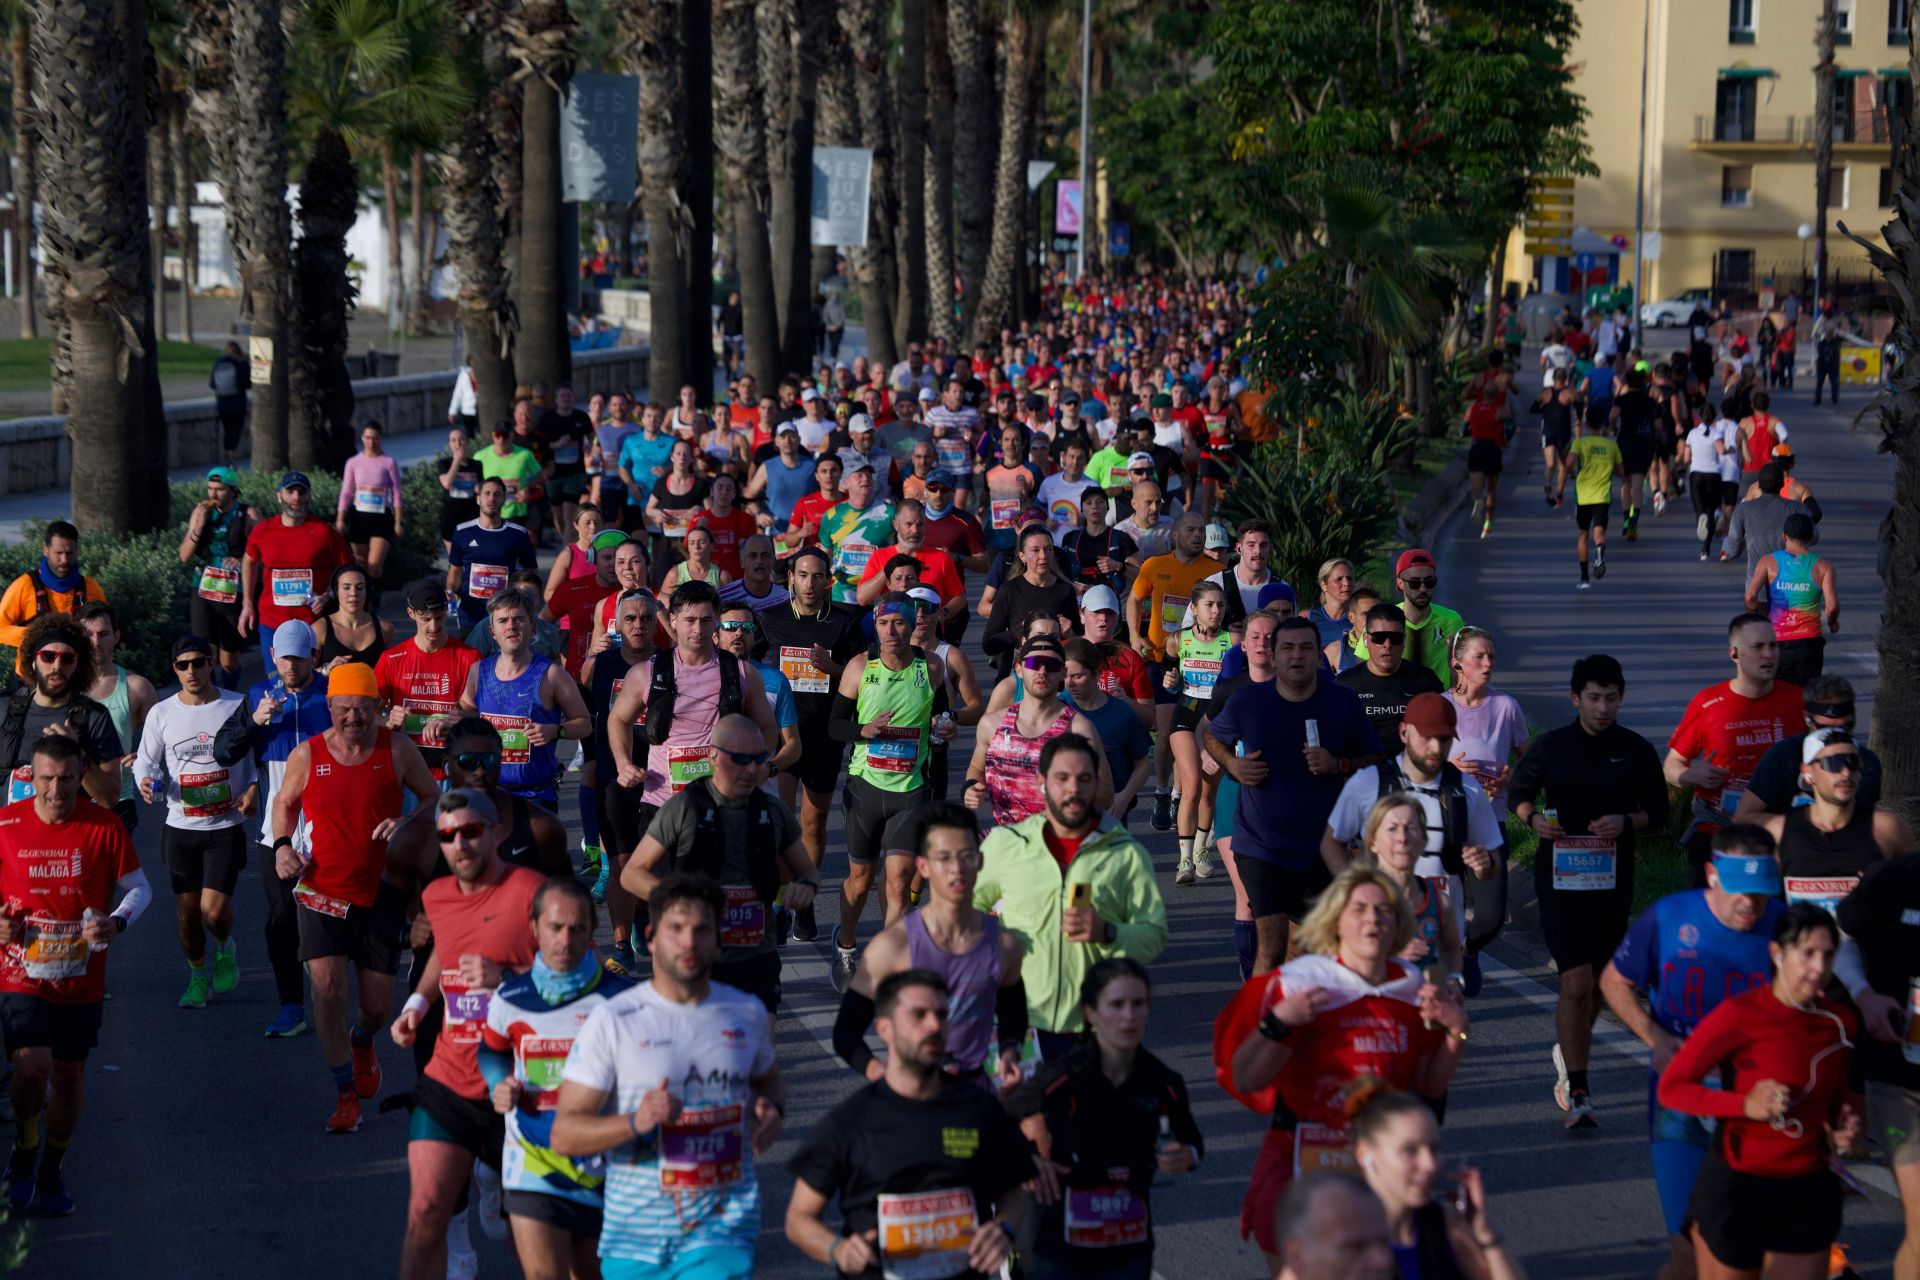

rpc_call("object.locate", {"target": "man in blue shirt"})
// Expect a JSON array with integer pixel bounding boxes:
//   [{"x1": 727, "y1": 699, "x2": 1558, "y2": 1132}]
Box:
[
  {"x1": 1600, "y1": 825, "x2": 1780, "y2": 1261},
  {"x1": 444, "y1": 477, "x2": 537, "y2": 626},
  {"x1": 1202, "y1": 614, "x2": 1378, "y2": 974},
  {"x1": 616, "y1": 401, "x2": 675, "y2": 500}
]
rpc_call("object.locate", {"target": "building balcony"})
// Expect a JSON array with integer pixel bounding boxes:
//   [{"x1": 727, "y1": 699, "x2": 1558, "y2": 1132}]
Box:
[{"x1": 1692, "y1": 110, "x2": 1894, "y2": 151}]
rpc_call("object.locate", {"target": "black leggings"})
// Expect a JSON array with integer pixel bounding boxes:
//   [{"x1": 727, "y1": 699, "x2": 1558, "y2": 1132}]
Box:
[
  {"x1": 257, "y1": 846, "x2": 305, "y2": 1007},
  {"x1": 1688, "y1": 472, "x2": 1722, "y2": 551}
]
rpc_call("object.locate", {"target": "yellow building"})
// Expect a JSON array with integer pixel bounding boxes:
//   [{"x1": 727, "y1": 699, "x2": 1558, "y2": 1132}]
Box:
[{"x1": 1513, "y1": 0, "x2": 1909, "y2": 310}]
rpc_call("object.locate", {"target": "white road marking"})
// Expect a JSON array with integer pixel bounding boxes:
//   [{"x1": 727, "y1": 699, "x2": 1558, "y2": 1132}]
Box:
[{"x1": 1479, "y1": 950, "x2": 1900, "y2": 1202}]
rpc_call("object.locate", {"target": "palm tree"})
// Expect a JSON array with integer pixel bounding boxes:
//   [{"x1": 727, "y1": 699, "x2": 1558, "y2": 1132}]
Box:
[
  {"x1": 510, "y1": 0, "x2": 578, "y2": 395},
  {"x1": 761, "y1": 0, "x2": 820, "y2": 372},
  {"x1": 924, "y1": 0, "x2": 959, "y2": 346},
  {"x1": 970, "y1": 3, "x2": 1041, "y2": 344},
  {"x1": 895, "y1": 0, "x2": 928, "y2": 347},
  {"x1": 4, "y1": 3, "x2": 37, "y2": 340},
  {"x1": 625, "y1": 0, "x2": 689, "y2": 399},
  {"x1": 841, "y1": 0, "x2": 899, "y2": 369},
  {"x1": 1814, "y1": 0, "x2": 1836, "y2": 303},
  {"x1": 440, "y1": 0, "x2": 517, "y2": 428},
  {"x1": 683, "y1": 0, "x2": 715, "y2": 395},
  {"x1": 29, "y1": 0, "x2": 167, "y2": 533},
  {"x1": 714, "y1": 0, "x2": 779, "y2": 392},
  {"x1": 225, "y1": 0, "x2": 294, "y2": 471},
  {"x1": 947, "y1": 0, "x2": 991, "y2": 339},
  {"x1": 287, "y1": 126, "x2": 359, "y2": 470}
]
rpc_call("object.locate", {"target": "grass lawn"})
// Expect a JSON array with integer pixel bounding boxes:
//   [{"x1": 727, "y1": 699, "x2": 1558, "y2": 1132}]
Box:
[{"x1": 0, "y1": 337, "x2": 220, "y2": 392}]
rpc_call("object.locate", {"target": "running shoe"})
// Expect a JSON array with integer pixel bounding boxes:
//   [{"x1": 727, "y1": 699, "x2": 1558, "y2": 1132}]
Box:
[
  {"x1": 589, "y1": 856, "x2": 610, "y2": 905},
  {"x1": 7, "y1": 1147, "x2": 36, "y2": 1212},
  {"x1": 792, "y1": 902, "x2": 818, "y2": 942},
  {"x1": 1564, "y1": 1090, "x2": 1599, "y2": 1131},
  {"x1": 264, "y1": 1004, "x2": 308, "y2": 1038},
  {"x1": 773, "y1": 905, "x2": 791, "y2": 947},
  {"x1": 1696, "y1": 513, "x2": 1710, "y2": 543},
  {"x1": 1552, "y1": 1043, "x2": 1570, "y2": 1111},
  {"x1": 325, "y1": 1090, "x2": 362, "y2": 1135},
  {"x1": 1544, "y1": 488, "x2": 1554, "y2": 508},
  {"x1": 1193, "y1": 846, "x2": 1216, "y2": 879},
  {"x1": 1576, "y1": 580, "x2": 1591, "y2": 591},
  {"x1": 352, "y1": 1040, "x2": 382, "y2": 1099},
  {"x1": 210, "y1": 939, "x2": 238, "y2": 994},
  {"x1": 606, "y1": 941, "x2": 639, "y2": 976},
  {"x1": 472, "y1": 1163, "x2": 507, "y2": 1240},
  {"x1": 1593, "y1": 544, "x2": 1607, "y2": 579},
  {"x1": 1479, "y1": 519, "x2": 1491, "y2": 540},
  {"x1": 1652, "y1": 491, "x2": 1666, "y2": 515},
  {"x1": 447, "y1": 1234, "x2": 479, "y2": 1280},
  {"x1": 1699, "y1": 552, "x2": 1709, "y2": 562},
  {"x1": 32, "y1": 1174, "x2": 73, "y2": 1217},
  {"x1": 1151, "y1": 792, "x2": 1174, "y2": 832},
  {"x1": 1623, "y1": 516, "x2": 1638, "y2": 542},
  {"x1": 178, "y1": 967, "x2": 211, "y2": 1009},
  {"x1": 1175, "y1": 855, "x2": 1195, "y2": 886},
  {"x1": 832, "y1": 945, "x2": 858, "y2": 995}
]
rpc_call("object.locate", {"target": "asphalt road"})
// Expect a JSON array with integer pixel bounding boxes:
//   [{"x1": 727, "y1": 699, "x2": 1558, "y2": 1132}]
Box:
[{"x1": 22, "y1": 357, "x2": 1912, "y2": 1279}]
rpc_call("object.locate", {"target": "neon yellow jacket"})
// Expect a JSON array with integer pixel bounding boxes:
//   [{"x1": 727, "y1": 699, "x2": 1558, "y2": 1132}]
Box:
[{"x1": 973, "y1": 813, "x2": 1167, "y2": 1033}]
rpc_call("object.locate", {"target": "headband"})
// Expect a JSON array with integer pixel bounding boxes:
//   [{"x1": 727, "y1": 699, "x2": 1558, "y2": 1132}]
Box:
[{"x1": 1805, "y1": 700, "x2": 1854, "y2": 720}]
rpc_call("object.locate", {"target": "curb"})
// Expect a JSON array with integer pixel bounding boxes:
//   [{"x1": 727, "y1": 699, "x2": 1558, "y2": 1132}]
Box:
[{"x1": 1397, "y1": 449, "x2": 1471, "y2": 546}]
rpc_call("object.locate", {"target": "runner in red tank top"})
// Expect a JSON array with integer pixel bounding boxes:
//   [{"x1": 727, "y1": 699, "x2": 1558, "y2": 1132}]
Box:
[{"x1": 270, "y1": 662, "x2": 437, "y2": 1135}]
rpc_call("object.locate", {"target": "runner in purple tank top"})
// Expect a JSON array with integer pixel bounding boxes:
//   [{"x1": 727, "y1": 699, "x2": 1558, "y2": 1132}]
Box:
[{"x1": 832, "y1": 802, "x2": 1029, "y2": 1088}]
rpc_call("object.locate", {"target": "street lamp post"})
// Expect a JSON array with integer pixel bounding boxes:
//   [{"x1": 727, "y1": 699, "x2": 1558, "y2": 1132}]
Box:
[
  {"x1": 1076, "y1": 0, "x2": 1091, "y2": 282},
  {"x1": 1797, "y1": 222, "x2": 1814, "y2": 298}
]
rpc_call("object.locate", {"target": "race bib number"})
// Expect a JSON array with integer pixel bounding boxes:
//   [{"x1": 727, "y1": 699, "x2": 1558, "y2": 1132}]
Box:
[
  {"x1": 1181, "y1": 656, "x2": 1221, "y2": 695},
  {"x1": 1064, "y1": 1180, "x2": 1149, "y2": 1249},
  {"x1": 468, "y1": 563, "x2": 509, "y2": 600},
  {"x1": 877, "y1": 1188, "x2": 977, "y2": 1279},
  {"x1": 1784, "y1": 875, "x2": 1859, "y2": 915},
  {"x1": 440, "y1": 969, "x2": 490, "y2": 1045},
  {"x1": 353, "y1": 487, "x2": 390, "y2": 514},
  {"x1": 660, "y1": 507, "x2": 694, "y2": 539},
  {"x1": 449, "y1": 474, "x2": 477, "y2": 499},
  {"x1": 518, "y1": 1035, "x2": 572, "y2": 1111},
  {"x1": 293, "y1": 882, "x2": 352, "y2": 919},
  {"x1": 659, "y1": 1104, "x2": 743, "y2": 1190},
  {"x1": 667, "y1": 745, "x2": 715, "y2": 794},
  {"x1": 7, "y1": 766, "x2": 31, "y2": 805},
  {"x1": 197, "y1": 565, "x2": 240, "y2": 603},
  {"x1": 779, "y1": 646, "x2": 829, "y2": 695},
  {"x1": 865, "y1": 725, "x2": 922, "y2": 775},
  {"x1": 1551, "y1": 837, "x2": 1618, "y2": 892},
  {"x1": 836, "y1": 539, "x2": 876, "y2": 578},
  {"x1": 989, "y1": 496, "x2": 1020, "y2": 530},
  {"x1": 935, "y1": 437, "x2": 972, "y2": 472},
  {"x1": 179, "y1": 769, "x2": 234, "y2": 819},
  {"x1": 400, "y1": 697, "x2": 459, "y2": 740},
  {"x1": 1159, "y1": 593, "x2": 1189, "y2": 632},
  {"x1": 269, "y1": 568, "x2": 313, "y2": 609},
  {"x1": 21, "y1": 916, "x2": 87, "y2": 980},
  {"x1": 502, "y1": 476, "x2": 521, "y2": 501},
  {"x1": 721, "y1": 884, "x2": 766, "y2": 948},
  {"x1": 552, "y1": 444, "x2": 581, "y2": 466},
  {"x1": 482, "y1": 715, "x2": 533, "y2": 765},
  {"x1": 1291, "y1": 1123, "x2": 1358, "y2": 1179},
  {"x1": 1206, "y1": 414, "x2": 1232, "y2": 446}
]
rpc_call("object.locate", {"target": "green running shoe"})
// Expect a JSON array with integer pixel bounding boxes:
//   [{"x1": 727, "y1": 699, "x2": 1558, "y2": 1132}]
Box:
[
  {"x1": 179, "y1": 967, "x2": 211, "y2": 1009},
  {"x1": 210, "y1": 940, "x2": 239, "y2": 994}
]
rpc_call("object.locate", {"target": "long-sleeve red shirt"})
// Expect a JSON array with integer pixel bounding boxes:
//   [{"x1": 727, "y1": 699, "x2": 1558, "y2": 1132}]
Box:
[{"x1": 1657, "y1": 984, "x2": 1855, "y2": 1177}]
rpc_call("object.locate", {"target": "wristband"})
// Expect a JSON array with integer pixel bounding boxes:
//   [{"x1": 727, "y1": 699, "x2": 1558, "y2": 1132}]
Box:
[
  {"x1": 272, "y1": 835, "x2": 293, "y2": 852},
  {"x1": 1257, "y1": 1010, "x2": 1293, "y2": 1042},
  {"x1": 403, "y1": 993, "x2": 430, "y2": 1018},
  {"x1": 111, "y1": 915, "x2": 128, "y2": 935}
]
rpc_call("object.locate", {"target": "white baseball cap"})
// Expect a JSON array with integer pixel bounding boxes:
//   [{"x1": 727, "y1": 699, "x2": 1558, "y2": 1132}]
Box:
[
  {"x1": 848, "y1": 412, "x2": 874, "y2": 434},
  {"x1": 1080, "y1": 585, "x2": 1121, "y2": 614}
]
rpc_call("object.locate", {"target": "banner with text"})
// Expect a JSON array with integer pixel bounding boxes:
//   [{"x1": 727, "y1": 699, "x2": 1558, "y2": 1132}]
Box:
[
  {"x1": 560, "y1": 74, "x2": 639, "y2": 204},
  {"x1": 811, "y1": 147, "x2": 873, "y2": 248}
]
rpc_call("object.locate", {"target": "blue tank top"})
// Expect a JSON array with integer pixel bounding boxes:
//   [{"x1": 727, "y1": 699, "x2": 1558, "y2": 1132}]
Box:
[
  {"x1": 763, "y1": 454, "x2": 815, "y2": 525},
  {"x1": 1609, "y1": 889, "x2": 1779, "y2": 1041},
  {"x1": 475, "y1": 654, "x2": 562, "y2": 797},
  {"x1": 904, "y1": 911, "x2": 1003, "y2": 1075}
]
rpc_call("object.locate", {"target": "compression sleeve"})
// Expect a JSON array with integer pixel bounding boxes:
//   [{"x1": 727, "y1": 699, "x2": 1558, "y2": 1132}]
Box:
[
  {"x1": 1656, "y1": 1007, "x2": 1751, "y2": 1120},
  {"x1": 111, "y1": 868, "x2": 153, "y2": 926},
  {"x1": 478, "y1": 1043, "x2": 514, "y2": 1093},
  {"x1": 1834, "y1": 936, "x2": 1870, "y2": 1000},
  {"x1": 1805, "y1": 495, "x2": 1823, "y2": 524},
  {"x1": 996, "y1": 978, "x2": 1030, "y2": 1053},
  {"x1": 828, "y1": 692, "x2": 861, "y2": 743},
  {"x1": 832, "y1": 988, "x2": 877, "y2": 1072}
]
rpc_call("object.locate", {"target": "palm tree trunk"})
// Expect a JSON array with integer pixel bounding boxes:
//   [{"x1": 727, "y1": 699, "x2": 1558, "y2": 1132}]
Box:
[
  {"x1": 12, "y1": 18, "x2": 37, "y2": 340},
  {"x1": 172, "y1": 101, "x2": 194, "y2": 343},
  {"x1": 715, "y1": 0, "x2": 779, "y2": 393},
  {"x1": 628, "y1": 0, "x2": 688, "y2": 400},
  {"x1": 149, "y1": 118, "x2": 170, "y2": 341},
  {"x1": 439, "y1": 105, "x2": 516, "y2": 428},
  {"x1": 761, "y1": 0, "x2": 812, "y2": 369},
  {"x1": 947, "y1": 0, "x2": 991, "y2": 339},
  {"x1": 30, "y1": 0, "x2": 165, "y2": 534},
  {"x1": 842, "y1": 0, "x2": 899, "y2": 370},
  {"x1": 227, "y1": 0, "x2": 291, "y2": 471},
  {"x1": 1814, "y1": 0, "x2": 1836, "y2": 304},
  {"x1": 382, "y1": 143, "x2": 406, "y2": 336},
  {"x1": 288, "y1": 127, "x2": 359, "y2": 472},
  {"x1": 515, "y1": 0, "x2": 577, "y2": 396},
  {"x1": 924, "y1": 0, "x2": 957, "y2": 347},
  {"x1": 895, "y1": 0, "x2": 928, "y2": 347},
  {"x1": 682, "y1": 0, "x2": 715, "y2": 395},
  {"x1": 969, "y1": 7, "x2": 1039, "y2": 345},
  {"x1": 407, "y1": 149, "x2": 433, "y2": 335}
]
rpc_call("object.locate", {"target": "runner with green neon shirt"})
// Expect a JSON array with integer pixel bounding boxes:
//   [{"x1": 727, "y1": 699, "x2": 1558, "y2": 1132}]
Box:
[
  {"x1": 1567, "y1": 407, "x2": 1624, "y2": 591},
  {"x1": 820, "y1": 461, "x2": 897, "y2": 605},
  {"x1": 476, "y1": 422, "x2": 545, "y2": 524}
]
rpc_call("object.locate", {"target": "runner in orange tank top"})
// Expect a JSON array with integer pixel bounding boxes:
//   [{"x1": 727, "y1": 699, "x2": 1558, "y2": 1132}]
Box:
[{"x1": 270, "y1": 662, "x2": 437, "y2": 1135}]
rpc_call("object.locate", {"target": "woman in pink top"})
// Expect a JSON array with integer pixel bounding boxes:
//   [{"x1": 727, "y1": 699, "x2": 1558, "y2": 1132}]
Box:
[
  {"x1": 336, "y1": 421, "x2": 404, "y2": 584},
  {"x1": 1442, "y1": 626, "x2": 1529, "y2": 817},
  {"x1": 964, "y1": 635, "x2": 1111, "y2": 827}
]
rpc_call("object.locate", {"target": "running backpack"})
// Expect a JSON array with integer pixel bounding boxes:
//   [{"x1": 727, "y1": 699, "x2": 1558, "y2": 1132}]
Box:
[{"x1": 644, "y1": 649, "x2": 743, "y2": 745}]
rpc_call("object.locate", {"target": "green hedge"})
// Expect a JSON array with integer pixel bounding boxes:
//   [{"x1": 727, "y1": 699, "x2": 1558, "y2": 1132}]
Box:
[{"x1": 1, "y1": 460, "x2": 448, "y2": 685}]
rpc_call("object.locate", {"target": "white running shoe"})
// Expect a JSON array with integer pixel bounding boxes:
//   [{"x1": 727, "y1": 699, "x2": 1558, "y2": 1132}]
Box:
[
  {"x1": 1175, "y1": 855, "x2": 1196, "y2": 886},
  {"x1": 472, "y1": 1162, "x2": 507, "y2": 1240},
  {"x1": 1193, "y1": 846, "x2": 1216, "y2": 879}
]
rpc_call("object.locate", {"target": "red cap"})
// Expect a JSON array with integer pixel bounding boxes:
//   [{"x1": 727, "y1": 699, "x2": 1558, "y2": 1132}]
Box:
[
  {"x1": 1403, "y1": 692, "x2": 1458, "y2": 738},
  {"x1": 1395, "y1": 548, "x2": 1436, "y2": 577}
]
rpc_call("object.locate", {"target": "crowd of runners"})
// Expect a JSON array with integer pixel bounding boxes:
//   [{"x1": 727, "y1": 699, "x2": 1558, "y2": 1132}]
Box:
[{"x1": 0, "y1": 278, "x2": 1914, "y2": 1280}]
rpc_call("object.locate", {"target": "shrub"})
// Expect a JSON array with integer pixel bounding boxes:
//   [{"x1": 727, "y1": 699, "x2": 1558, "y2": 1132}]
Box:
[{"x1": 1219, "y1": 443, "x2": 1402, "y2": 593}]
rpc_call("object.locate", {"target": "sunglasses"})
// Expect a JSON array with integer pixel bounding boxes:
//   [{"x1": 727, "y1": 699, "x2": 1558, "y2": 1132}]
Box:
[
  {"x1": 1812, "y1": 753, "x2": 1861, "y2": 775},
  {"x1": 723, "y1": 749, "x2": 772, "y2": 767},
  {"x1": 1400, "y1": 576, "x2": 1437, "y2": 590},
  {"x1": 717, "y1": 619, "x2": 757, "y2": 633},
  {"x1": 436, "y1": 822, "x2": 490, "y2": 844},
  {"x1": 1368, "y1": 631, "x2": 1405, "y2": 646},
  {"x1": 174, "y1": 656, "x2": 211, "y2": 672},
  {"x1": 452, "y1": 750, "x2": 502, "y2": 772},
  {"x1": 1021, "y1": 655, "x2": 1064, "y2": 672},
  {"x1": 34, "y1": 649, "x2": 77, "y2": 668}
]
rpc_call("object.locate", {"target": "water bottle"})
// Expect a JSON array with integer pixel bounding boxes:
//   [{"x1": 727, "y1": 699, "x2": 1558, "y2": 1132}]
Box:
[{"x1": 82, "y1": 908, "x2": 108, "y2": 953}]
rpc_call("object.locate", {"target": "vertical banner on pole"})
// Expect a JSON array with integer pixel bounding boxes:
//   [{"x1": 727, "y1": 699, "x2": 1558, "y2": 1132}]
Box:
[
  {"x1": 810, "y1": 147, "x2": 873, "y2": 248},
  {"x1": 1054, "y1": 180, "x2": 1083, "y2": 235},
  {"x1": 559, "y1": 74, "x2": 640, "y2": 204}
]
